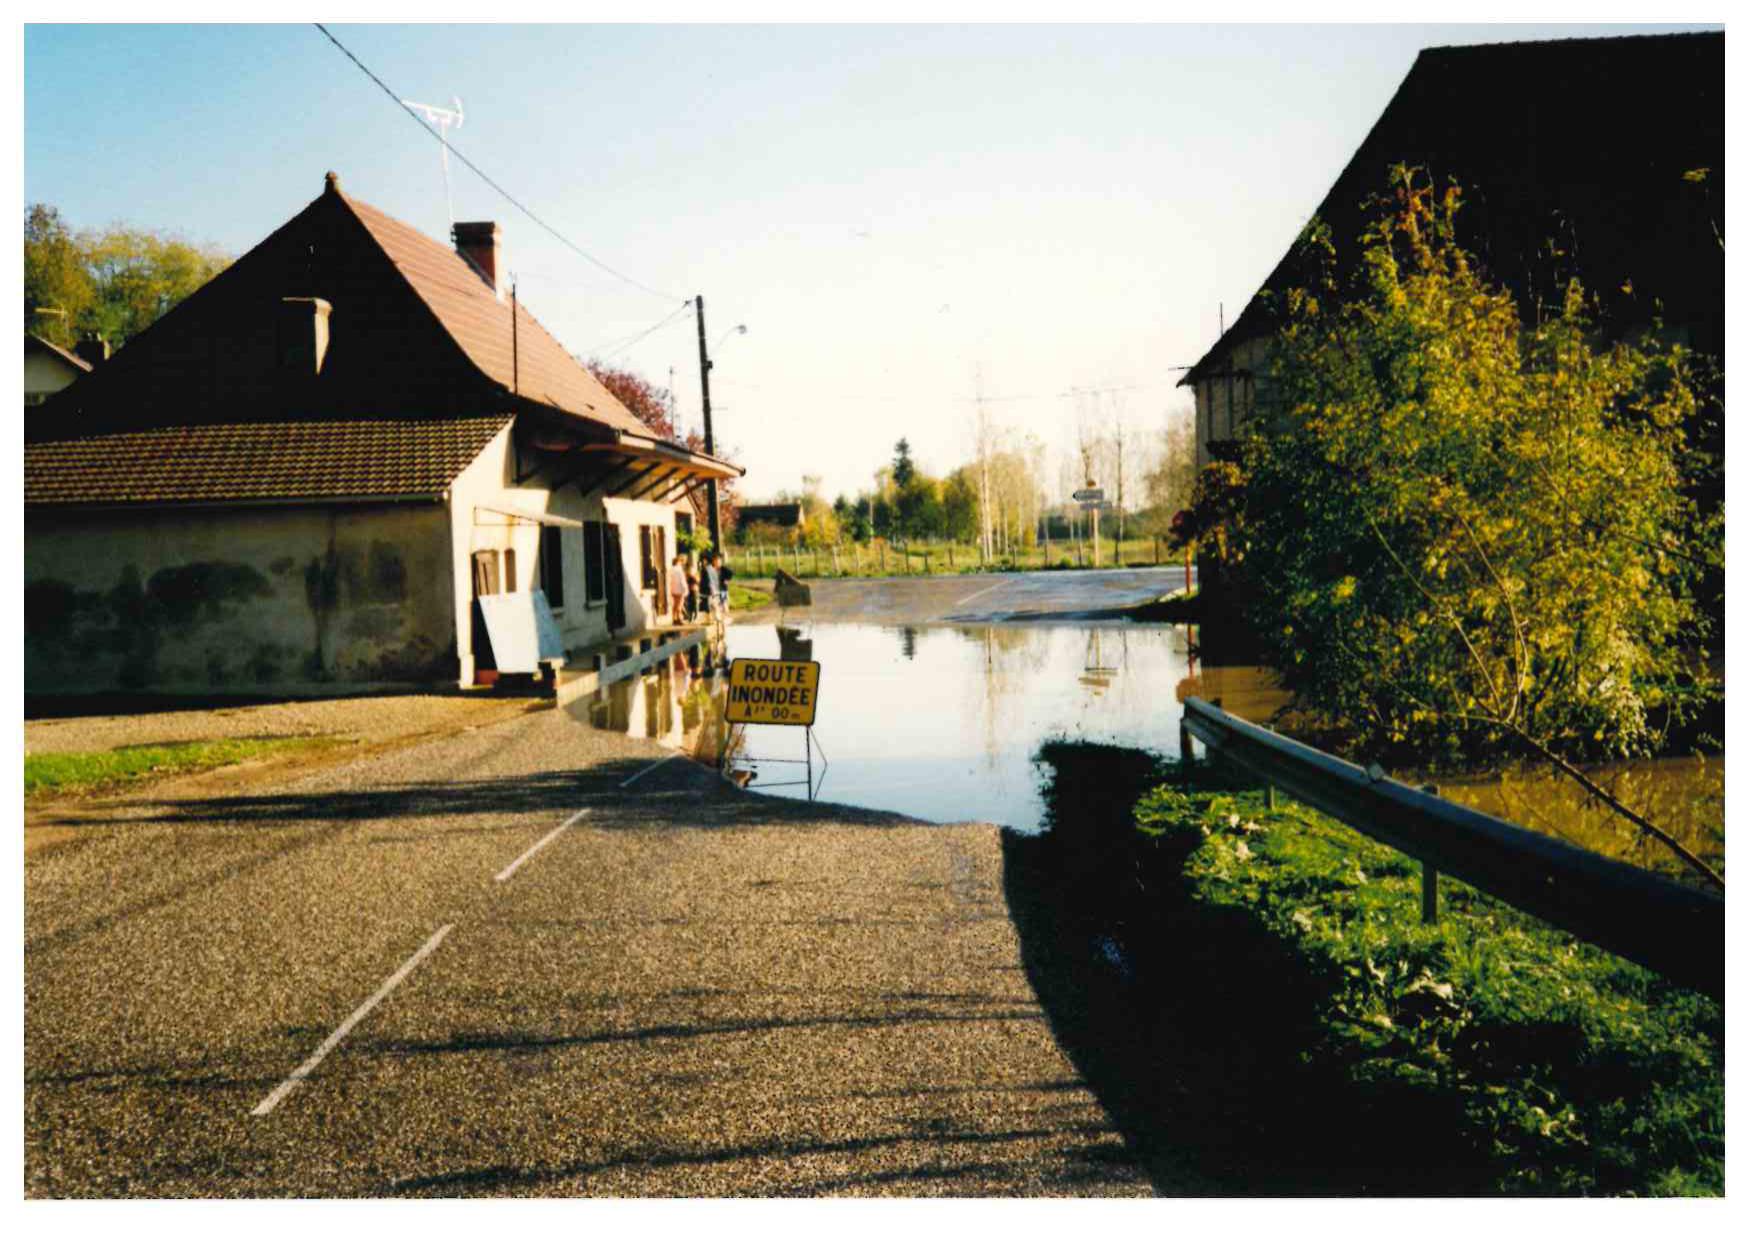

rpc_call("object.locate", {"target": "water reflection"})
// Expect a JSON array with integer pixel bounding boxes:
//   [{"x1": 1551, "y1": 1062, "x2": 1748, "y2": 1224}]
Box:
[
  {"x1": 1437, "y1": 757, "x2": 1725, "y2": 879},
  {"x1": 571, "y1": 622, "x2": 1723, "y2": 872},
  {"x1": 576, "y1": 620, "x2": 1196, "y2": 832}
]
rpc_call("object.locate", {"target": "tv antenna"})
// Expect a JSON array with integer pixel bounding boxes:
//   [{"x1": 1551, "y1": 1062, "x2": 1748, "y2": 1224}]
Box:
[{"x1": 400, "y1": 95, "x2": 464, "y2": 229}]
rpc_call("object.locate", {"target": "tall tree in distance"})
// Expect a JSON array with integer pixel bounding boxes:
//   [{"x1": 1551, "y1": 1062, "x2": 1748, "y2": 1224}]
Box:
[{"x1": 892, "y1": 438, "x2": 916, "y2": 487}]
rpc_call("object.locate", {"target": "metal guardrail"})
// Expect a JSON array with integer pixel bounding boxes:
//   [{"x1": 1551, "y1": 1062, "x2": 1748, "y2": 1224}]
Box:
[{"x1": 1179, "y1": 697, "x2": 1723, "y2": 1000}]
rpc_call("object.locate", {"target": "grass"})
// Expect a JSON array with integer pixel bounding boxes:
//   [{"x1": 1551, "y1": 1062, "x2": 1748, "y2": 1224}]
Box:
[
  {"x1": 728, "y1": 580, "x2": 772, "y2": 611},
  {"x1": 727, "y1": 537, "x2": 1190, "y2": 580},
  {"x1": 1125, "y1": 763, "x2": 1724, "y2": 1195},
  {"x1": 24, "y1": 737, "x2": 342, "y2": 799}
]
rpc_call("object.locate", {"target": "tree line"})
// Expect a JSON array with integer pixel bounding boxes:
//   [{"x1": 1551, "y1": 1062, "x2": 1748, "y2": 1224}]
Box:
[
  {"x1": 25, "y1": 203, "x2": 230, "y2": 350},
  {"x1": 739, "y1": 419, "x2": 1199, "y2": 555}
]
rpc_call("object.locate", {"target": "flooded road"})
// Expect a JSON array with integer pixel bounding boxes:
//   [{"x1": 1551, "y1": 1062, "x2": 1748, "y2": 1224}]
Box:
[
  {"x1": 570, "y1": 620, "x2": 1202, "y2": 833},
  {"x1": 570, "y1": 603, "x2": 1722, "y2": 874}
]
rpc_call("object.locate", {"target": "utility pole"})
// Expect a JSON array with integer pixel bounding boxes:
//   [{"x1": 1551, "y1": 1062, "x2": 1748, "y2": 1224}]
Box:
[{"x1": 694, "y1": 294, "x2": 721, "y2": 553}]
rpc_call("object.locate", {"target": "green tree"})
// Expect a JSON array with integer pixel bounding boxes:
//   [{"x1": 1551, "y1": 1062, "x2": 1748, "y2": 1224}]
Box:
[
  {"x1": 24, "y1": 204, "x2": 229, "y2": 348},
  {"x1": 24, "y1": 204, "x2": 93, "y2": 347},
  {"x1": 892, "y1": 438, "x2": 916, "y2": 488},
  {"x1": 941, "y1": 467, "x2": 980, "y2": 542},
  {"x1": 894, "y1": 472, "x2": 942, "y2": 539},
  {"x1": 1242, "y1": 169, "x2": 1719, "y2": 880},
  {"x1": 79, "y1": 225, "x2": 228, "y2": 344}
]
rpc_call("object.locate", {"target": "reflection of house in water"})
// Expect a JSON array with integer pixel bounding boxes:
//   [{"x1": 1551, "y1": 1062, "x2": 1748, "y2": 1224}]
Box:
[{"x1": 583, "y1": 650, "x2": 734, "y2": 763}]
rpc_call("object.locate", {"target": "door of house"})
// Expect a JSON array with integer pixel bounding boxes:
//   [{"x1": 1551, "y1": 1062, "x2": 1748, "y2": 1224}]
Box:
[
  {"x1": 604, "y1": 524, "x2": 626, "y2": 634},
  {"x1": 470, "y1": 549, "x2": 501, "y2": 677}
]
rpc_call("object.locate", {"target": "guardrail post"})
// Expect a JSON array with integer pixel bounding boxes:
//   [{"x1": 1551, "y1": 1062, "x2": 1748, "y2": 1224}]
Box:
[
  {"x1": 1422, "y1": 863, "x2": 1439, "y2": 925},
  {"x1": 1266, "y1": 784, "x2": 1278, "y2": 811},
  {"x1": 1179, "y1": 721, "x2": 1193, "y2": 774}
]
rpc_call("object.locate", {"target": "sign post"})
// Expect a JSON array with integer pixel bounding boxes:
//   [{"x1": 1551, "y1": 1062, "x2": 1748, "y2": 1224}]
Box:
[
  {"x1": 723, "y1": 657, "x2": 826, "y2": 798},
  {"x1": 1072, "y1": 483, "x2": 1105, "y2": 569}
]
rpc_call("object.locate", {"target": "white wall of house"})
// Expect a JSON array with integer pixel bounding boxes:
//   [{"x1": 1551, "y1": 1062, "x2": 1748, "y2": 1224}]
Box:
[
  {"x1": 445, "y1": 422, "x2": 695, "y2": 686},
  {"x1": 23, "y1": 502, "x2": 455, "y2": 696},
  {"x1": 25, "y1": 350, "x2": 84, "y2": 407}
]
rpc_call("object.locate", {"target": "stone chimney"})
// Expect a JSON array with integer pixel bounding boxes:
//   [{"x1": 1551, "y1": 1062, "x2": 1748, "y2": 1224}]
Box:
[
  {"x1": 452, "y1": 221, "x2": 504, "y2": 301},
  {"x1": 74, "y1": 335, "x2": 110, "y2": 368},
  {"x1": 277, "y1": 297, "x2": 332, "y2": 377}
]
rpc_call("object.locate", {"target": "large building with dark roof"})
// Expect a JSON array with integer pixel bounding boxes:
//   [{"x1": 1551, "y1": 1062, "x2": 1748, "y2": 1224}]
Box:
[
  {"x1": 1182, "y1": 31, "x2": 1723, "y2": 466},
  {"x1": 24, "y1": 172, "x2": 741, "y2": 695}
]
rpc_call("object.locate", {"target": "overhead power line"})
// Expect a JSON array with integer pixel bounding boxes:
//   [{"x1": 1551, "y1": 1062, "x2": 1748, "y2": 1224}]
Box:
[
  {"x1": 587, "y1": 300, "x2": 697, "y2": 363},
  {"x1": 313, "y1": 23, "x2": 686, "y2": 305}
]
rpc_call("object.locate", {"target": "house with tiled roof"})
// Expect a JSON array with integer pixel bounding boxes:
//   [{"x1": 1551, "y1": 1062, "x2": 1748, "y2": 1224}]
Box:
[
  {"x1": 1182, "y1": 31, "x2": 1723, "y2": 467},
  {"x1": 24, "y1": 331, "x2": 95, "y2": 408},
  {"x1": 24, "y1": 172, "x2": 741, "y2": 695}
]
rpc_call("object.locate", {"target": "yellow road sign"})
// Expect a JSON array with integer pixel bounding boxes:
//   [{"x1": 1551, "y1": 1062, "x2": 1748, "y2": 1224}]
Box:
[{"x1": 725, "y1": 658, "x2": 821, "y2": 727}]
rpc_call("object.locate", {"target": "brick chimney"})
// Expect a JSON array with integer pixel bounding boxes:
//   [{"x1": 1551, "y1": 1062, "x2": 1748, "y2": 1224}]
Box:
[
  {"x1": 452, "y1": 221, "x2": 504, "y2": 301},
  {"x1": 74, "y1": 335, "x2": 110, "y2": 368},
  {"x1": 277, "y1": 297, "x2": 332, "y2": 377}
]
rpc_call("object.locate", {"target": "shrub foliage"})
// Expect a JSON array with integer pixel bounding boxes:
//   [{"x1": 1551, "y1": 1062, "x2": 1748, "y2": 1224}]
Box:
[{"x1": 1241, "y1": 169, "x2": 1720, "y2": 768}]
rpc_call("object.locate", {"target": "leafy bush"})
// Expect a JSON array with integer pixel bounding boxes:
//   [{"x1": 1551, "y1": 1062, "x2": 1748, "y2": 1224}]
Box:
[{"x1": 1242, "y1": 168, "x2": 1720, "y2": 768}]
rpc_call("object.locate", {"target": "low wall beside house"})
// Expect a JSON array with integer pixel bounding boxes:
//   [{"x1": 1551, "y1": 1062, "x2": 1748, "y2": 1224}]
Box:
[{"x1": 24, "y1": 502, "x2": 457, "y2": 697}]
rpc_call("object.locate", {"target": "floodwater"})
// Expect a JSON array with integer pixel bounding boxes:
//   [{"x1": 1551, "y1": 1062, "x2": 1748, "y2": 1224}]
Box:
[{"x1": 572, "y1": 619, "x2": 1723, "y2": 873}]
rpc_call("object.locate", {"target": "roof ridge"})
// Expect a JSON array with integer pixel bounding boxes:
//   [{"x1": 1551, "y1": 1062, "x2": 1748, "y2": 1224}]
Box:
[{"x1": 1419, "y1": 29, "x2": 1719, "y2": 54}]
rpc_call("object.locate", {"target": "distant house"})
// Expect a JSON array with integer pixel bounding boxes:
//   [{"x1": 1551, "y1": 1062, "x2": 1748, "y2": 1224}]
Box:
[
  {"x1": 735, "y1": 502, "x2": 804, "y2": 530},
  {"x1": 1182, "y1": 31, "x2": 1723, "y2": 467},
  {"x1": 24, "y1": 332, "x2": 96, "y2": 408},
  {"x1": 24, "y1": 172, "x2": 742, "y2": 696}
]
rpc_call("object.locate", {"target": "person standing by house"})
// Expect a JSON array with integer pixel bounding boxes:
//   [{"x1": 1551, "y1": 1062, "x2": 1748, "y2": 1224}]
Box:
[
  {"x1": 715, "y1": 552, "x2": 734, "y2": 614},
  {"x1": 668, "y1": 552, "x2": 689, "y2": 623},
  {"x1": 701, "y1": 554, "x2": 721, "y2": 618}
]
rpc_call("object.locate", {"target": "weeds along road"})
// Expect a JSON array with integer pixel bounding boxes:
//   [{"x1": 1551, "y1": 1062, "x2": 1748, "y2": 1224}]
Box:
[{"x1": 24, "y1": 702, "x2": 1167, "y2": 1197}]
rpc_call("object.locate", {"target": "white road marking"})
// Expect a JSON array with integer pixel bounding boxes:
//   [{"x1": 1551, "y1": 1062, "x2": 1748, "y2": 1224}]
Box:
[
  {"x1": 494, "y1": 809, "x2": 589, "y2": 883},
  {"x1": 250, "y1": 924, "x2": 454, "y2": 1118},
  {"x1": 953, "y1": 580, "x2": 1011, "y2": 608},
  {"x1": 620, "y1": 752, "x2": 682, "y2": 788}
]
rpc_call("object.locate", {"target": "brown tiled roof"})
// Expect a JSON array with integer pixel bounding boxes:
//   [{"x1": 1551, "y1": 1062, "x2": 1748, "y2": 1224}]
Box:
[
  {"x1": 23, "y1": 416, "x2": 510, "y2": 506},
  {"x1": 342, "y1": 194, "x2": 651, "y2": 435}
]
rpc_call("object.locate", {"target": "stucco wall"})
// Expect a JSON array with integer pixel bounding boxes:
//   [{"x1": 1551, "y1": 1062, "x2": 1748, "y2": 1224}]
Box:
[
  {"x1": 25, "y1": 351, "x2": 83, "y2": 404},
  {"x1": 24, "y1": 502, "x2": 455, "y2": 696},
  {"x1": 446, "y1": 424, "x2": 688, "y2": 685}
]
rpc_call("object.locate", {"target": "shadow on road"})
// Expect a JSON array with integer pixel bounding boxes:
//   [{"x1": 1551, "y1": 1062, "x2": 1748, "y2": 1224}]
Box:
[
  {"x1": 41, "y1": 757, "x2": 921, "y2": 833},
  {"x1": 1000, "y1": 743, "x2": 1493, "y2": 1196}
]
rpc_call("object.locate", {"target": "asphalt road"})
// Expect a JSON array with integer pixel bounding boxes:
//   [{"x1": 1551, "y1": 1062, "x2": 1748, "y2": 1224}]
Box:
[
  {"x1": 24, "y1": 703, "x2": 1165, "y2": 1197},
  {"x1": 751, "y1": 566, "x2": 1186, "y2": 625}
]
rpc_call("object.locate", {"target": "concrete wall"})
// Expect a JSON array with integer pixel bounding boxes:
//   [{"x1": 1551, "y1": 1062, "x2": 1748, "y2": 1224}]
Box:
[
  {"x1": 24, "y1": 502, "x2": 455, "y2": 696},
  {"x1": 446, "y1": 424, "x2": 689, "y2": 686}
]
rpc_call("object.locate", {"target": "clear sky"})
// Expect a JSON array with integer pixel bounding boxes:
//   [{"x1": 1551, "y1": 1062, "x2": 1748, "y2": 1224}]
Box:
[{"x1": 23, "y1": 21, "x2": 1718, "y2": 502}]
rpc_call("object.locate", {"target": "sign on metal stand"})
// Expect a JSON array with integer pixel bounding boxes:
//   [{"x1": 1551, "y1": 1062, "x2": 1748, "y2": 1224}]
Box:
[{"x1": 721, "y1": 657, "x2": 827, "y2": 799}]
